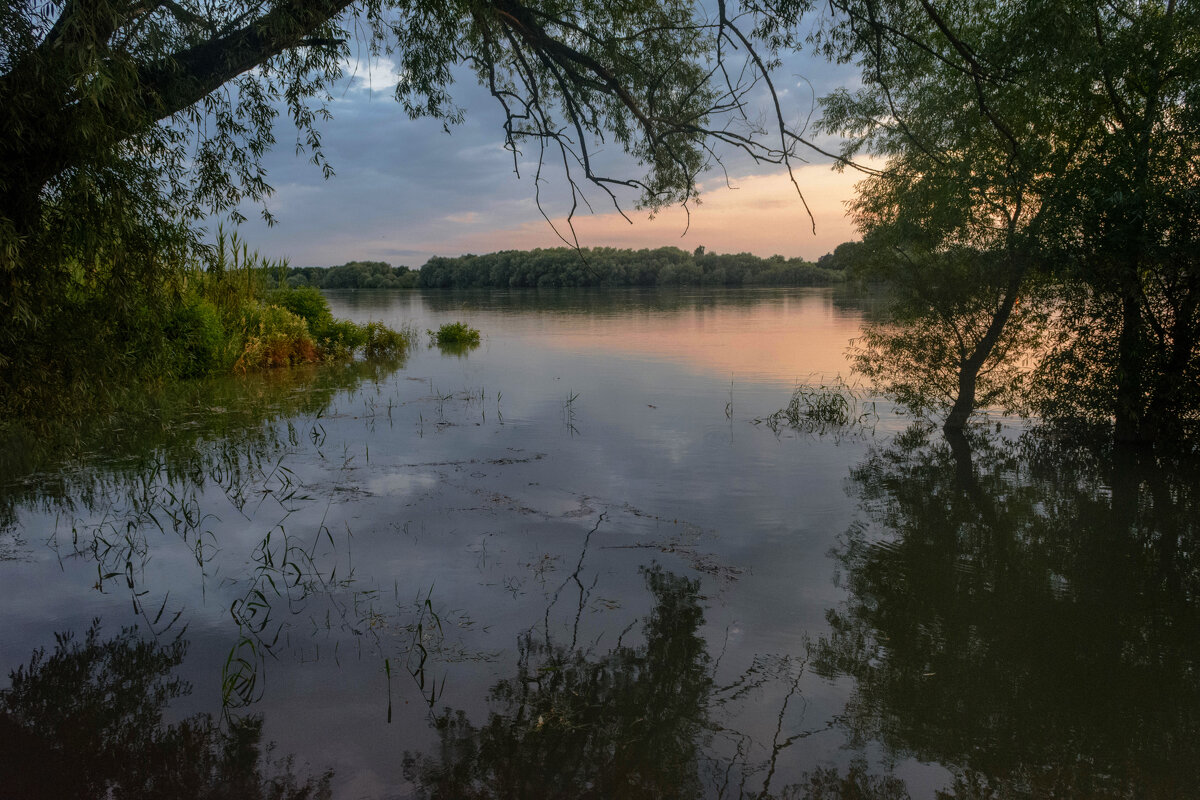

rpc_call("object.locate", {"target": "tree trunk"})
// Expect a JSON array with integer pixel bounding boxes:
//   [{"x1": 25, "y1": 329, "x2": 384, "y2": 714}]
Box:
[
  {"x1": 942, "y1": 263, "x2": 1025, "y2": 432},
  {"x1": 1144, "y1": 286, "x2": 1199, "y2": 438},
  {"x1": 1113, "y1": 287, "x2": 1153, "y2": 444},
  {"x1": 944, "y1": 369, "x2": 978, "y2": 431}
]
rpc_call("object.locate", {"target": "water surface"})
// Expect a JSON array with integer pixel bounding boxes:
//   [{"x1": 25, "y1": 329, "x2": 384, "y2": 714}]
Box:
[{"x1": 1, "y1": 288, "x2": 1196, "y2": 798}]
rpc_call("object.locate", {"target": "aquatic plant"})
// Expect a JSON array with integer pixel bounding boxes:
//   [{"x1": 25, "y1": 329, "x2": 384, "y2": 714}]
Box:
[
  {"x1": 428, "y1": 322, "x2": 482, "y2": 347},
  {"x1": 755, "y1": 376, "x2": 875, "y2": 434}
]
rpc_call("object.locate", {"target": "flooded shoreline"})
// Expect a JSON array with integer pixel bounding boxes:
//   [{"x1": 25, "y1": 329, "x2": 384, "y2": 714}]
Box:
[{"x1": 3, "y1": 288, "x2": 1196, "y2": 798}]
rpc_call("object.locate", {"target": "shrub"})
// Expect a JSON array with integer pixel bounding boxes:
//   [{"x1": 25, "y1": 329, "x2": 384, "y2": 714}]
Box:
[
  {"x1": 428, "y1": 322, "x2": 481, "y2": 346},
  {"x1": 313, "y1": 318, "x2": 368, "y2": 361},
  {"x1": 363, "y1": 321, "x2": 411, "y2": 358},
  {"x1": 268, "y1": 286, "x2": 333, "y2": 331},
  {"x1": 233, "y1": 305, "x2": 319, "y2": 372},
  {"x1": 165, "y1": 296, "x2": 225, "y2": 378}
]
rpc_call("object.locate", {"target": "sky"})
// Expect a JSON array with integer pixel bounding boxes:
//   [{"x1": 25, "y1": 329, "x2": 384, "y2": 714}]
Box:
[{"x1": 227, "y1": 28, "x2": 866, "y2": 268}]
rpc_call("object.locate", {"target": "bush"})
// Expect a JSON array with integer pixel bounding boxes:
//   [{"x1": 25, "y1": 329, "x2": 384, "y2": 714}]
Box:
[
  {"x1": 268, "y1": 286, "x2": 333, "y2": 330},
  {"x1": 312, "y1": 318, "x2": 368, "y2": 360},
  {"x1": 233, "y1": 305, "x2": 319, "y2": 372},
  {"x1": 363, "y1": 321, "x2": 410, "y2": 358},
  {"x1": 165, "y1": 296, "x2": 225, "y2": 378},
  {"x1": 428, "y1": 322, "x2": 481, "y2": 346}
]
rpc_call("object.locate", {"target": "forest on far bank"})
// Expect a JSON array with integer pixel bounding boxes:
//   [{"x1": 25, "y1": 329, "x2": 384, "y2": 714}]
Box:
[{"x1": 272, "y1": 243, "x2": 866, "y2": 291}]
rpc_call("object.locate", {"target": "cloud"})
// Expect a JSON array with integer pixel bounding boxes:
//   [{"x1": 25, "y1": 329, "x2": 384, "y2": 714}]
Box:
[{"x1": 218, "y1": 49, "x2": 866, "y2": 266}]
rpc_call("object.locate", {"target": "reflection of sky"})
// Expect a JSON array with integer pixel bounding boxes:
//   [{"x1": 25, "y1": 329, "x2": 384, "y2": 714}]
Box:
[
  {"x1": 0, "y1": 291, "x2": 945, "y2": 796},
  {"x1": 331, "y1": 287, "x2": 870, "y2": 381},
  {"x1": 219, "y1": 40, "x2": 865, "y2": 266},
  {"x1": 525, "y1": 290, "x2": 867, "y2": 381}
]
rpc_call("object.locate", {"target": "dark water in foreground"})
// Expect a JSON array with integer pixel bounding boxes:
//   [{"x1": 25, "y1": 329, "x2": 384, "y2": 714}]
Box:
[{"x1": 1, "y1": 288, "x2": 1198, "y2": 799}]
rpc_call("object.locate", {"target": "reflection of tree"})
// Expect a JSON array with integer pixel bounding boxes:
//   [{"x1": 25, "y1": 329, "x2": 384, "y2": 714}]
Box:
[
  {"x1": 0, "y1": 355, "x2": 406, "y2": 529},
  {"x1": 1, "y1": 359, "x2": 411, "y2": 713},
  {"x1": 402, "y1": 566, "x2": 711, "y2": 799},
  {"x1": 403, "y1": 563, "x2": 912, "y2": 799},
  {"x1": 0, "y1": 623, "x2": 331, "y2": 799},
  {"x1": 815, "y1": 424, "x2": 1200, "y2": 797}
]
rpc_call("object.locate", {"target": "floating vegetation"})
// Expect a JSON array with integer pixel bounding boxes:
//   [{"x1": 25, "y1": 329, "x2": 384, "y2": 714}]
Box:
[{"x1": 754, "y1": 376, "x2": 876, "y2": 435}]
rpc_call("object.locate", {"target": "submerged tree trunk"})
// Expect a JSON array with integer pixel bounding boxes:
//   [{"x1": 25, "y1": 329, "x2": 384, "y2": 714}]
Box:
[
  {"x1": 1144, "y1": 285, "x2": 1200, "y2": 438},
  {"x1": 944, "y1": 368, "x2": 979, "y2": 431},
  {"x1": 1113, "y1": 287, "x2": 1153, "y2": 444},
  {"x1": 943, "y1": 266, "x2": 1025, "y2": 432}
]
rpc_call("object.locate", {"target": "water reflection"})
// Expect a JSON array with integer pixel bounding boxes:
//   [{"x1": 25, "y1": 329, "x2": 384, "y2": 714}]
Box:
[
  {"x1": 328, "y1": 288, "x2": 881, "y2": 382},
  {"x1": 402, "y1": 565, "x2": 711, "y2": 798},
  {"x1": 0, "y1": 356, "x2": 407, "y2": 532},
  {"x1": 816, "y1": 425, "x2": 1200, "y2": 796},
  {"x1": 401, "y1": 562, "x2": 890, "y2": 800},
  {"x1": 0, "y1": 357, "x2": 410, "y2": 716},
  {"x1": 0, "y1": 623, "x2": 332, "y2": 799}
]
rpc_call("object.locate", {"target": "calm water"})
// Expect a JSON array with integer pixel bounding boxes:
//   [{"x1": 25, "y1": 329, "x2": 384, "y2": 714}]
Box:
[{"x1": 1, "y1": 288, "x2": 1197, "y2": 799}]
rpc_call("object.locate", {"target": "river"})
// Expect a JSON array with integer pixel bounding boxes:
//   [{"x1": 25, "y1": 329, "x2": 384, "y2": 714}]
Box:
[{"x1": 1, "y1": 287, "x2": 1196, "y2": 798}]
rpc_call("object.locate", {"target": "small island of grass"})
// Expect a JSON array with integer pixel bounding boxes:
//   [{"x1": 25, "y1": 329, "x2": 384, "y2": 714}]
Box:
[{"x1": 428, "y1": 322, "x2": 482, "y2": 347}]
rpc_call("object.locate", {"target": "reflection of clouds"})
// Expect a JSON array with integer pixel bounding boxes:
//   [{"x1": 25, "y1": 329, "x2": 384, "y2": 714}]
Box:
[
  {"x1": 1, "y1": 291, "x2": 899, "y2": 793},
  {"x1": 366, "y1": 471, "x2": 441, "y2": 496}
]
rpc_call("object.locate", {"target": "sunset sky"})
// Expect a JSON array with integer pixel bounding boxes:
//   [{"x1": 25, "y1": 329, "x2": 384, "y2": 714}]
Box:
[{"x1": 229, "y1": 46, "x2": 865, "y2": 268}]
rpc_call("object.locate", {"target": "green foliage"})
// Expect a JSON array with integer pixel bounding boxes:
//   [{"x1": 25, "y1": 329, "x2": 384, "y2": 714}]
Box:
[
  {"x1": 0, "y1": 228, "x2": 413, "y2": 425},
  {"x1": 232, "y1": 305, "x2": 320, "y2": 372},
  {"x1": 848, "y1": 249, "x2": 1051, "y2": 420},
  {"x1": 267, "y1": 286, "x2": 334, "y2": 331},
  {"x1": 818, "y1": 0, "x2": 1200, "y2": 438},
  {"x1": 0, "y1": 0, "x2": 806, "y2": 427},
  {"x1": 165, "y1": 297, "x2": 227, "y2": 379},
  {"x1": 429, "y1": 322, "x2": 482, "y2": 346},
  {"x1": 363, "y1": 321, "x2": 411, "y2": 358},
  {"x1": 231, "y1": 293, "x2": 412, "y2": 370},
  {"x1": 416, "y1": 247, "x2": 840, "y2": 289},
  {"x1": 269, "y1": 262, "x2": 422, "y2": 290}
]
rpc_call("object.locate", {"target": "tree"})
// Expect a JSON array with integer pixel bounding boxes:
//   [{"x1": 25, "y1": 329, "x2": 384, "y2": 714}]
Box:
[
  {"x1": 0, "y1": 0, "x2": 804, "y2": 402},
  {"x1": 848, "y1": 240, "x2": 1050, "y2": 426},
  {"x1": 815, "y1": 0, "x2": 1093, "y2": 430},
  {"x1": 813, "y1": 0, "x2": 1199, "y2": 440},
  {"x1": 1036, "y1": 0, "x2": 1200, "y2": 441}
]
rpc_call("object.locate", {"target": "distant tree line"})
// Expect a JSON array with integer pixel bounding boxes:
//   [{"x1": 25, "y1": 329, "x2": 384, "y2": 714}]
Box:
[
  {"x1": 273, "y1": 261, "x2": 422, "y2": 290},
  {"x1": 270, "y1": 247, "x2": 849, "y2": 290}
]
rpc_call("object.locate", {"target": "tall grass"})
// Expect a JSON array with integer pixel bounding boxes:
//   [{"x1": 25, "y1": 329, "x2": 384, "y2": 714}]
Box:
[
  {"x1": 163, "y1": 231, "x2": 414, "y2": 375},
  {"x1": 754, "y1": 376, "x2": 876, "y2": 434},
  {"x1": 0, "y1": 228, "x2": 412, "y2": 434}
]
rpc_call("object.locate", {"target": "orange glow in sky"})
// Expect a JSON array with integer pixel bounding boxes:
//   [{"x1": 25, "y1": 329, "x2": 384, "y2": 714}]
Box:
[{"x1": 421, "y1": 165, "x2": 866, "y2": 261}]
